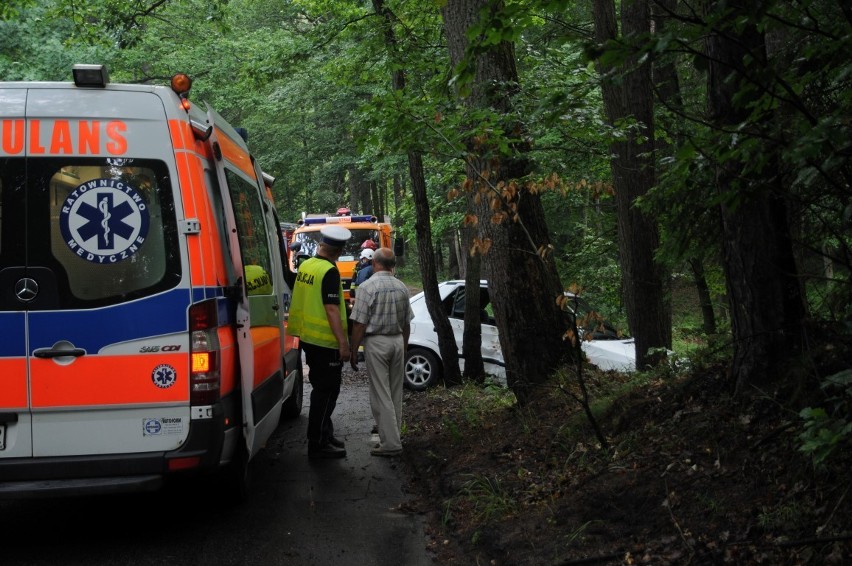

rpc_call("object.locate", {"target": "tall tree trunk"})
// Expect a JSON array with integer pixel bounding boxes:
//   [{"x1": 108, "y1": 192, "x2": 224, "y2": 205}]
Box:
[
  {"x1": 446, "y1": 232, "x2": 461, "y2": 279},
  {"x1": 704, "y1": 1, "x2": 807, "y2": 394},
  {"x1": 392, "y1": 174, "x2": 406, "y2": 268},
  {"x1": 370, "y1": 180, "x2": 381, "y2": 217},
  {"x1": 593, "y1": 0, "x2": 671, "y2": 370},
  {"x1": 373, "y1": 0, "x2": 462, "y2": 385},
  {"x1": 688, "y1": 259, "x2": 717, "y2": 335},
  {"x1": 462, "y1": 249, "x2": 485, "y2": 381},
  {"x1": 653, "y1": 0, "x2": 714, "y2": 336},
  {"x1": 348, "y1": 165, "x2": 371, "y2": 214},
  {"x1": 442, "y1": 0, "x2": 570, "y2": 402}
]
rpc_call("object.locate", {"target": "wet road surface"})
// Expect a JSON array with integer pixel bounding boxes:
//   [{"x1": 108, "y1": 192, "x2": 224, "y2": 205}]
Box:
[{"x1": 0, "y1": 365, "x2": 434, "y2": 566}]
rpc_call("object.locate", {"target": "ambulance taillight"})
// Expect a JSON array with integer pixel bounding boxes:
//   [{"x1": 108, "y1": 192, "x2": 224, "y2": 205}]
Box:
[{"x1": 189, "y1": 300, "x2": 221, "y2": 405}]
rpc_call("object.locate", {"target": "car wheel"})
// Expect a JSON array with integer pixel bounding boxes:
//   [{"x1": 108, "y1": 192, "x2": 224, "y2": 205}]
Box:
[
  {"x1": 280, "y1": 357, "x2": 303, "y2": 420},
  {"x1": 404, "y1": 348, "x2": 442, "y2": 391}
]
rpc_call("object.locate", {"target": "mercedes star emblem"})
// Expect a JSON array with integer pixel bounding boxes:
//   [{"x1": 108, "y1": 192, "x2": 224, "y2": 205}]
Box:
[{"x1": 15, "y1": 277, "x2": 39, "y2": 302}]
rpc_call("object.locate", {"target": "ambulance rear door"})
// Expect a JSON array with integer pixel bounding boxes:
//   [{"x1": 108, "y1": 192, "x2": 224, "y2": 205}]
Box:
[
  {"x1": 0, "y1": 86, "x2": 189, "y2": 460},
  {"x1": 0, "y1": 88, "x2": 30, "y2": 457},
  {"x1": 206, "y1": 108, "x2": 284, "y2": 459}
]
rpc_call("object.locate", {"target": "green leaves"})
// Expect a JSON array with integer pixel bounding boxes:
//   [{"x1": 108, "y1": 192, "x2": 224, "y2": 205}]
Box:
[{"x1": 799, "y1": 370, "x2": 852, "y2": 467}]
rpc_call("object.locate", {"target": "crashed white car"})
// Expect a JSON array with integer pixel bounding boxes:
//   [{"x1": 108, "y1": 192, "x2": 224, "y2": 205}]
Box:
[{"x1": 404, "y1": 280, "x2": 636, "y2": 391}]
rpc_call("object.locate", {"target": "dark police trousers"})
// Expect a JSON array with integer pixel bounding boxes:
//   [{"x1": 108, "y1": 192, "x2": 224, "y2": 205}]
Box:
[{"x1": 302, "y1": 342, "x2": 342, "y2": 445}]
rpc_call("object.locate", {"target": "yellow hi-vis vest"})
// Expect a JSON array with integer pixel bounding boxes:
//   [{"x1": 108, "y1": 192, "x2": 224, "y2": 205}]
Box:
[
  {"x1": 245, "y1": 264, "x2": 272, "y2": 295},
  {"x1": 288, "y1": 257, "x2": 347, "y2": 348}
]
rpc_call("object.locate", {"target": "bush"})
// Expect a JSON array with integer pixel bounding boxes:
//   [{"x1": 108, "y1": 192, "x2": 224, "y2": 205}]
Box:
[{"x1": 799, "y1": 369, "x2": 852, "y2": 466}]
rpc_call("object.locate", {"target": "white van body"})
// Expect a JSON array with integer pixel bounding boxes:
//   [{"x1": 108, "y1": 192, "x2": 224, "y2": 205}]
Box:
[{"x1": 0, "y1": 67, "x2": 302, "y2": 499}]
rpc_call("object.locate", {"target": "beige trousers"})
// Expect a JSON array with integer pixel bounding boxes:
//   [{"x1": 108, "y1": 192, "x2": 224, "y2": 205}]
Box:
[{"x1": 363, "y1": 334, "x2": 404, "y2": 451}]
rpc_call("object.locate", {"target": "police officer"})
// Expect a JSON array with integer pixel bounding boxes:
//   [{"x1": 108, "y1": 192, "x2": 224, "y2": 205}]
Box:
[{"x1": 288, "y1": 225, "x2": 352, "y2": 459}]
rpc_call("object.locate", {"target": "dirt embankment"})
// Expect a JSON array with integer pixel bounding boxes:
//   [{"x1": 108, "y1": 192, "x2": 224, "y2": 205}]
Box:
[{"x1": 400, "y1": 366, "x2": 852, "y2": 565}]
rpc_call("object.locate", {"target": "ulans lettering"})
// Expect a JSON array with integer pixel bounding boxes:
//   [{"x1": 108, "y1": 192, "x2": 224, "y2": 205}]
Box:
[{"x1": 0, "y1": 119, "x2": 128, "y2": 156}]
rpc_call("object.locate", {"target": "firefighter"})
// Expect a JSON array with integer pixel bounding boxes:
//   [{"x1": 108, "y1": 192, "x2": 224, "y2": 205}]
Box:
[{"x1": 351, "y1": 247, "x2": 375, "y2": 296}]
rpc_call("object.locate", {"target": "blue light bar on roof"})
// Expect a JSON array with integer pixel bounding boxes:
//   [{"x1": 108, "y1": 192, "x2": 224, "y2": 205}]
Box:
[{"x1": 302, "y1": 215, "x2": 377, "y2": 225}]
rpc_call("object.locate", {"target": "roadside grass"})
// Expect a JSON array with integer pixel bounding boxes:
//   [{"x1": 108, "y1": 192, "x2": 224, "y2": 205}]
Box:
[
  {"x1": 416, "y1": 364, "x2": 658, "y2": 535},
  {"x1": 459, "y1": 473, "x2": 517, "y2": 523},
  {"x1": 405, "y1": 338, "x2": 750, "y2": 559},
  {"x1": 442, "y1": 473, "x2": 519, "y2": 545}
]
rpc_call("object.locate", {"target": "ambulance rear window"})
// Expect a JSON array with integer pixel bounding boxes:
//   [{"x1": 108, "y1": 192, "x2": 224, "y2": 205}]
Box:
[{"x1": 43, "y1": 158, "x2": 180, "y2": 306}]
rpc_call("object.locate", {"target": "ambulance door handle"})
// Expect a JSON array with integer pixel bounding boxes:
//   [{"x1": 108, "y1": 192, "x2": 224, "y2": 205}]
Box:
[{"x1": 33, "y1": 347, "x2": 86, "y2": 359}]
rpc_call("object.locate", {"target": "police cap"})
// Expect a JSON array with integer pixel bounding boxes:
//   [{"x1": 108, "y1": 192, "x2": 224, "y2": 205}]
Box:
[{"x1": 320, "y1": 225, "x2": 352, "y2": 248}]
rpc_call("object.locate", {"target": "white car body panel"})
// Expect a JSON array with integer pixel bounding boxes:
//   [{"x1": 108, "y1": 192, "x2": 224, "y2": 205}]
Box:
[
  {"x1": 580, "y1": 338, "x2": 636, "y2": 372},
  {"x1": 407, "y1": 281, "x2": 636, "y2": 383}
]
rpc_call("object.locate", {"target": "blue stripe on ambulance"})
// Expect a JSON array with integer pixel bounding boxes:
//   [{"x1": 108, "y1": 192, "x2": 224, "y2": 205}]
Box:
[
  {"x1": 7, "y1": 288, "x2": 234, "y2": 356},
  {"x1": 0, "y1": 312, "x2": 26, "y2": 357},
  {"x1": 27, "y1": 289, "x2": 192, "y2": 353}
]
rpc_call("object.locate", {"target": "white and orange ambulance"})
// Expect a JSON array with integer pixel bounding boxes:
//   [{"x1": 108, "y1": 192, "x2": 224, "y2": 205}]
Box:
[{"x1": 0, "y1": 65, "x2": 301, "y2": 500}]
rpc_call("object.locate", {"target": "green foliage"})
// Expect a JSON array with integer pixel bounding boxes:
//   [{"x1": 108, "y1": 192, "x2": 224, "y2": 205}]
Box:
[
  {"x1": 449, "y1": 380, "x2": 517, "y2": 419},
  {"x1": 440, "y1": 416, "x2": 464, "y2": 443},
  {"x1": 457, "y1": 473, "x2": 516, "y2": 524},
  {"x1": 757, "y1": 501, "x2": 806, "y2": 532},
  {"x1": 799, "y1": 369, "x2": 852, "y2": 466},
  {"x1": 8, "y1": 0, "x2": 850, "y2": 392},
  {"x1": 556, "y1": 224, "x2": 623, "y2": 323},
  {"x1": 643, "y1": 0, "x2": 852, "y2": 330},
  {"x1": 0, "y1": 0, "x2": 32, "y2": 21},
  {"x1": 0, "y1": 1, "x2": 112, "y2": 81}
]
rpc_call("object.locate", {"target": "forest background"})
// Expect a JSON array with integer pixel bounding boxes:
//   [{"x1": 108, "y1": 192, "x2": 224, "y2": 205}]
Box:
[{"x1": 2, "y1": 0, "x2": 850, "y2": 563}]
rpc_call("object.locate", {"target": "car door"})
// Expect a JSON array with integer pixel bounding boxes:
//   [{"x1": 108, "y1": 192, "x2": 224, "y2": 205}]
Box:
[
  {"x1": 447, "y1": 284, "x2": 504, "y2": 368},
  {"x1": 1, "y1": 88, "x2": 188, "y2": 459}
]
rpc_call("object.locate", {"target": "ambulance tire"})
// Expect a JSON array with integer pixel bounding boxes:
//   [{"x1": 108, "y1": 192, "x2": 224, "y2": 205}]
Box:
[
  {"x1": 281, "y1": 358, "x2": 304, "y2": 420},
  {"x1": 404, "y1": 348, "x2": 442, "y2": 392},
  {"x1": 221, "y1": 440, "x2": 252, "y2": 506}
]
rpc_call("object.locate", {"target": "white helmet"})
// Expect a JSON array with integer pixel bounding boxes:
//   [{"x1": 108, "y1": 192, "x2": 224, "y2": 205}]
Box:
[{"x1": 360, "y1": 249, "x2": 375, "y2": 260}]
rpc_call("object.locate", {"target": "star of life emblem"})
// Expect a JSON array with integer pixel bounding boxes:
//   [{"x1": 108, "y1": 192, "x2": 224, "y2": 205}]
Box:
[
  {"x1": 59, "y1": 178, "x2": 150, "y2": 264},
  {"x1": 152, "y1": 364, "x2": 177, "y2": 389}
]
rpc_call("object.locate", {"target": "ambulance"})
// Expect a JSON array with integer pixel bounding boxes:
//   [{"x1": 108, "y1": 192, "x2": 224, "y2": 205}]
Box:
[
  {"x1": 287, "y1": 211, "x2": 396, "y2": 299},
  {"x1": 0, "y1": 65, "x2": 301, "y2": 500}
]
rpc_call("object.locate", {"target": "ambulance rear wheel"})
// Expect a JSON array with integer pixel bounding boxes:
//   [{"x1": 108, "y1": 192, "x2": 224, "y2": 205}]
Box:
[
  {"x1": 222, "y1": 440, "x2": 251, "y2": 505},
  {"x1": 281, "y1": 357, "x2": 304, "y2": 420}
]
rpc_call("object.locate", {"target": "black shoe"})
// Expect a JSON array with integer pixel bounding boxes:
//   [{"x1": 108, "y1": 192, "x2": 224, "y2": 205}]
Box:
[
  {"x1": 370, "y1": 425, "x2": 378, "y2": 435},
  {"x1": 327, "y1": 436, "x2": 345, "y2": 449},
  {"x1": 308, "y1": 442, "x2": 346, "y2": 459}
]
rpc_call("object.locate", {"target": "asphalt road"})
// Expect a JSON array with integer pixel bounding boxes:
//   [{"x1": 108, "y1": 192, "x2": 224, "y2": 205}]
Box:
[{"x1": 0, "y1": 365, "x2": 434, "y2": 566}]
